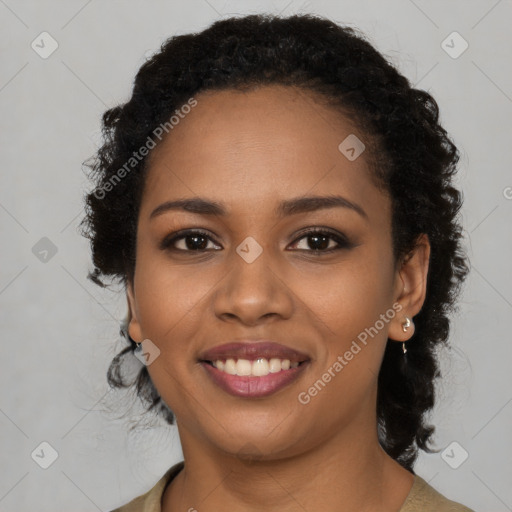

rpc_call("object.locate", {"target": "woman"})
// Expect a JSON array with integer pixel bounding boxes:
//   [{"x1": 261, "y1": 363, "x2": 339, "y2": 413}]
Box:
[{"x1": 81, "y1": 13, "x2": 474, "y2": 511}]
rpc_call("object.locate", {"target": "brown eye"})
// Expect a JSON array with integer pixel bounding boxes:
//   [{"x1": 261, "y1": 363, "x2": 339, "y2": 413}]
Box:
[
  {"x1": 288, "y1": 228, "x2": 354, "y2": 254},
  {"x1": 159, "y1": 227, "x2": 355, "y2": 254},
  {"x1": 160, "y1": 229, "x2": 221, "y2": 252}
]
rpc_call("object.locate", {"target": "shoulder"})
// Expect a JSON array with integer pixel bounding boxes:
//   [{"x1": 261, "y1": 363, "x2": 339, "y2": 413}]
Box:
[
  {"x1": 400, "y1": 474, "x2": 475, "y2": 512},
  {"x1": 109, "y1": 461, "x2": 184, "y2": 512}
]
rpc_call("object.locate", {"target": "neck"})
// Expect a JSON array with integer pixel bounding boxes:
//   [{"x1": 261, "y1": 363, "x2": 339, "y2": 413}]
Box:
[{"x1": 162, "y1": 417, "x2": 414, "y2": 512}]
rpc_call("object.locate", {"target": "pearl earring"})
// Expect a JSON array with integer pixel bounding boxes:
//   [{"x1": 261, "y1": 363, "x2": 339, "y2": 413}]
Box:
[{"x1": 402, "y1": 316, "x2": 412, "y2": 354}]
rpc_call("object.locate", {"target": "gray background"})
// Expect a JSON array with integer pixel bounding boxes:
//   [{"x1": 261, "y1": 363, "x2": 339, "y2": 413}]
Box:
[{"x1": 1, "y1": 0, "x2": 511, "y2": 510}]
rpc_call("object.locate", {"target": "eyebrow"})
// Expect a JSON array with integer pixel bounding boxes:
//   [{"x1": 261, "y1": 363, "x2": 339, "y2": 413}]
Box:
[{"x1": 149, "y1": 195, "x2": 368, "y2": 221}]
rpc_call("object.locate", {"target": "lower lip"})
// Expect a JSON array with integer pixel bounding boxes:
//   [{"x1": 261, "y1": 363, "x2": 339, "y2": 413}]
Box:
[{"x1": 200, "y1": 361, "x2": 309, "y2": 398}]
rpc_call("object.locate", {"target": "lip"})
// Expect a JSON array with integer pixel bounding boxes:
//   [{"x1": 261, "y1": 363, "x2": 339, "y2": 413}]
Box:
[
  {"x1": 200, "y1": 360, "x2": 310, "y2": 398},
  {"x1": 198, "y1": 340, "x2": 311, "y2": 399},
  {"x1": 198, "y1": 341, "x2": 310, "y2": 363}
]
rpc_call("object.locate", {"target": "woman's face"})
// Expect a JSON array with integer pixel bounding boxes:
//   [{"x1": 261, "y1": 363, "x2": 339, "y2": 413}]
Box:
[{"x1": 127, "y1": 84, "x2": 427, "y2": 459}]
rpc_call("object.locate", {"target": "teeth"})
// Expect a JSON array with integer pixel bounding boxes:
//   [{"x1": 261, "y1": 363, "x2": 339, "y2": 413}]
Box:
[
  {"x1": 269, "y1": 358, "x2": 282, "y2": 373},
  {"x1": 224, "y1": 358, "x2": 237, "y2": 375},
  {"x1": 236, "y1": 359, "x2": 252, "y2": 376},
  {"x1": 211, "y1": 357, "x2": 301, "y2": 376},
  {"x1": 252, "y1": 358, "x2": 269, "y2": 376}
]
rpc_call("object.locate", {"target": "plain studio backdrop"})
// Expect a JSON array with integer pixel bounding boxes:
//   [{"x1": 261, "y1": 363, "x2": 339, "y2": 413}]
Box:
[{"x1": 1, "y1": 1, "x2": 511, "y2": 510}]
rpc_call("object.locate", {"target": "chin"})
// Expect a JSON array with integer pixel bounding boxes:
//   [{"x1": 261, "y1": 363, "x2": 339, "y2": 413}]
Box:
[{"x1": 202, "y1": 421, "x2": 306, "y2": 461}]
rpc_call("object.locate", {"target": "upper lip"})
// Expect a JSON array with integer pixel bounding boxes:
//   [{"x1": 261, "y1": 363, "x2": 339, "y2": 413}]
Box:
[{"x1": 199, "y1": 341, "x2": 310, "y2": 363}]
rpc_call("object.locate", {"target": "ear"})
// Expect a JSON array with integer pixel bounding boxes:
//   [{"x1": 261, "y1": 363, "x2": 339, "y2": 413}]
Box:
[
  {"x1": 126, "y1": 279, "x2": 143, "y2": 343},
  {"x1": 388, "y1": 233, "x2": 430, "y2": 342}
]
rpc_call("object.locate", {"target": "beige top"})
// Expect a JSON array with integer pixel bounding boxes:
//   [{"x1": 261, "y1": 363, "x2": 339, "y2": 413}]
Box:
[{"x1": 110, "y1": 461, "x2": 475, "y2": 512}]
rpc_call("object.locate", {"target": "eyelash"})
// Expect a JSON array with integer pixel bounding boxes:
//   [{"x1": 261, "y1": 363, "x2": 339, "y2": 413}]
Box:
[{"x1": 160, "y1": 227, "x2": 355, "y2": 255}]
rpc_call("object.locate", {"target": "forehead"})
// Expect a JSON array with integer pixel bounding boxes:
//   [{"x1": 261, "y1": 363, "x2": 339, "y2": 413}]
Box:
[{"x1": 140, "y1": 85, "x2": 388, "y2": 222}]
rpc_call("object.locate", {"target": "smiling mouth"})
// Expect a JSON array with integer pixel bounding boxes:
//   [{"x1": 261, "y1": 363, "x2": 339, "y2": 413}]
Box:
[
  {"x1": 200, "y1": 357, "x2": 308, "y2": 377},
  {"x1": 199, "y1": 357, "x2": 310, "y2": 398}
]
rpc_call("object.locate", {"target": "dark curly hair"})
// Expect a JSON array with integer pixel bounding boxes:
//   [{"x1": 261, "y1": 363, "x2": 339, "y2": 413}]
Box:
[{"x1": 80, "y1": 13, "x2": 469, "y2": 472}]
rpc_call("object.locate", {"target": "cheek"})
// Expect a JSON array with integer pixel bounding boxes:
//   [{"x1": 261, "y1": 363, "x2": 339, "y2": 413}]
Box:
[
  {"x1": 132, "y1": 246, "x2": 221, "y2": 355},
  {"x1": 302, "y1": 255, "x2": 396, "y2": 390},
  {"x1": 294, "y1": 262, "x2": 395, "y2": 420},
  {"x1": 131, "y1": 251, "x2": 213, "y2": 414},
  {"x1": 303, "y1": 253, "x2": 394, "y2": 333}
]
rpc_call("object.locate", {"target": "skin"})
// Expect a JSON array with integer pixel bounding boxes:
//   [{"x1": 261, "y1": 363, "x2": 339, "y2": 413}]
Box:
[{"x1": 126, "y1": 84, "x2": 430, "y2": 512}]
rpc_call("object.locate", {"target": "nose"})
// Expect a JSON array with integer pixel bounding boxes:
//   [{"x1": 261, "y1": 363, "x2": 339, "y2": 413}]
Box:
[{"x1": 212, "y1": 243, "x2": 294, "y2": 326}]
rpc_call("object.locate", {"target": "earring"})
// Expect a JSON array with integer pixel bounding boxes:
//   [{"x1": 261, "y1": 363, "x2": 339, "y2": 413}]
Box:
[
  {"x1": 401, "y1": 316, "x2": 412, "y2": 354},
  {"x1": 127, "y1": 332, "x2": 142, "y2": 353}
]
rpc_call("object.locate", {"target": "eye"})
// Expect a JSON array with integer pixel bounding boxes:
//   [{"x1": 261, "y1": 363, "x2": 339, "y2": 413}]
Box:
[
  {"x1": 160, "y1": 229, "x2": 221, "y2": 252},
  {"x1": 160, "y1": 227, "x2": 355, "y2": 254},
  {"x1": 288, "y1": 228, "x2": 354, "y2": 254}
]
